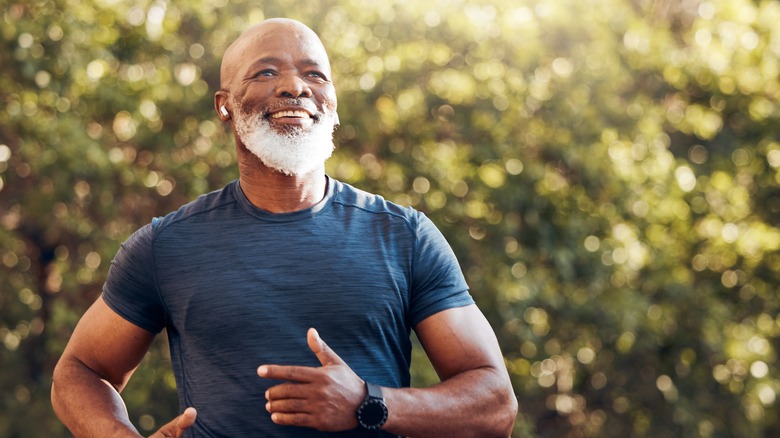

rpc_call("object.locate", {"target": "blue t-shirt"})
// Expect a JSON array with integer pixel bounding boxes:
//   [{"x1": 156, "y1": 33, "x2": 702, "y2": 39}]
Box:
[{"x1": 102, "y1": 178, "x2": 473, "y2": 437}]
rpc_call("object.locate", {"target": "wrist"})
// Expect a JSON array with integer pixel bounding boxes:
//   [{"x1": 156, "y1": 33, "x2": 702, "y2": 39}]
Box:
[{"x1": 356, "y1": 382, "x2": 388, "y2": 430}]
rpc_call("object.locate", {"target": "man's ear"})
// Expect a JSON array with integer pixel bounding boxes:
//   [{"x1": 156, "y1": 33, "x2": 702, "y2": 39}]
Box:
[{"x1": 214, "y1": 91, "x2": 230, "y2": 121}]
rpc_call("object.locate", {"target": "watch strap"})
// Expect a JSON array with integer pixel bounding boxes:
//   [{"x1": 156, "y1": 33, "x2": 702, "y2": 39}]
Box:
[{"x1": 366, "y1": 382, "x2": 383, "y2": 400}]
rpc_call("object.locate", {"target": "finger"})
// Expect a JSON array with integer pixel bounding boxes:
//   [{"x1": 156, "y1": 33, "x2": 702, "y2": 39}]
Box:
[
  {"x1": 269, "y1": 411, "x2": 315, "y2": 428},
  {"x1": 177, "y1": 408, "x2": 197, "y2": 430},
  {"x1": 151, "y1": 407, "x2": 197, "y2": 438},
  {"x1": 264, "y1": 382, "x2": 309, "y2": 401},
  {"x1": 258, "y1": 364, "x2": 318, "y2": 382},
  {"x1": 268, "y1": 411, "x2": 344, "y2": 432},
  {"x1": 265, "y1": 397, "x2": 310, "y2": 414},
  {"x1": 307, "y1": 327, "x2": 346, "y2": 366}
]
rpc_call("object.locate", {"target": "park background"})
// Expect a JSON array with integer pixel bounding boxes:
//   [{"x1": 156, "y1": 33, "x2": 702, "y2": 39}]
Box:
[{"x1": 1, "y1": 0, "x2": 779, "y2": 436}]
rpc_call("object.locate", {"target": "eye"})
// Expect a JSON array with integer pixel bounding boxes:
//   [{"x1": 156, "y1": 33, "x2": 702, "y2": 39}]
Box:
[
  {"x1": 305, "y1": 71, "x2": 328, "y2": 81},
  {"x1": 254, "y1": 69, "x2": 276, "y2": 78}
]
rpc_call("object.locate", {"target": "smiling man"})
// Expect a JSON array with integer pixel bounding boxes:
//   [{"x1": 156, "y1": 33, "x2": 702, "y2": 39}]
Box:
[{"x1": 51, "y1": 18, "x2": 517, "y2": 437}]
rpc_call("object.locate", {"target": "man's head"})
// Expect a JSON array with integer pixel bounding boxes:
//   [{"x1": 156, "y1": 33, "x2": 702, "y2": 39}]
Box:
[{"x1": 214, "y1": 19, "x2": 338, "y2": 176}]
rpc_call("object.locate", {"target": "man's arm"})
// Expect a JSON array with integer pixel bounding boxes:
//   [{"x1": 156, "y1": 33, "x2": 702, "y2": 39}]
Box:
[
  {"x1": 381, "y1": 304, "x2": 517, "y2": 437},
  {"x1": 51, "y1": 296, "x2": 196, "y2": 438},
  {"x1": 261, "y1": 304, "x2": 518, "y2": 437}
]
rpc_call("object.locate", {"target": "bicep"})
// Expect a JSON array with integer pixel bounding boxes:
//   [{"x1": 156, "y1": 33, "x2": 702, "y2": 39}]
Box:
[
  {"x1": 60, "y1": 295, "x2": 156, "y2": 391},
  {"x1": 414, "y1": 304, "x2": 506, "y2": 381}
]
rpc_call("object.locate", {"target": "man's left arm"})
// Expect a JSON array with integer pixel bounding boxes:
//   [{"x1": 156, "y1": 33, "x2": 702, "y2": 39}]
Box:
[
  {"x1": 260, "y1": 304, "x2": 518, "y2": 437},
  {"x1": 380, "y1": 303, "x2": 518, "y2": 437}
]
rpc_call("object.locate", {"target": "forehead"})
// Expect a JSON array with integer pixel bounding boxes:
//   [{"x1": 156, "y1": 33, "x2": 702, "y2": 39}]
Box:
[{"x1": 225, "y1": 21, "x2": 331, "y2": 78}]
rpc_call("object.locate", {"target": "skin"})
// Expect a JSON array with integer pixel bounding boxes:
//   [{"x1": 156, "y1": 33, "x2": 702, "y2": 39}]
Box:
[
  {"x1": 51, "y1": 297, "x2": 196, "y2": 437},
  {"x1": 51, "y1": 18, "x2": 518, "y2": 437}
]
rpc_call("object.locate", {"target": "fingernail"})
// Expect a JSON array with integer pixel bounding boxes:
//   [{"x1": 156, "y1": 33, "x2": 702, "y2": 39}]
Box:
[
  {"x1": 258, "y1": 366, "x2": 267, "y2": 376},
  {"x1": 265, "y1": 390, "x2": 269, "y2": 399}
]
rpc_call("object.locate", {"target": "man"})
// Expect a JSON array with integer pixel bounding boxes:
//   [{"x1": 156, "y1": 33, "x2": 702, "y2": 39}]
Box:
[{"x1": 51, "y1": 18, "x2": 517, "y2": 437}]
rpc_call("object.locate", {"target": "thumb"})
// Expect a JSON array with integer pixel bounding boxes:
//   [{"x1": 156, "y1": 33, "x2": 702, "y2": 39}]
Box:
[
  {"x1": 150, "y1": 407, "x2": 197, "y2": 438},
  {"x1": 307, "y1": 327, "x2": 346, "y2": 366}
]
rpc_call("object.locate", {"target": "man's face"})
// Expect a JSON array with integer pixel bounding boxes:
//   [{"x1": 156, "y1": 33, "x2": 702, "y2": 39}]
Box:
[
  {"x1": 230, "y1": 21, "x2": 337, "y2": 130},
  {"x1": 223, "y1": 21, "x2": 338, "y2": 175}
]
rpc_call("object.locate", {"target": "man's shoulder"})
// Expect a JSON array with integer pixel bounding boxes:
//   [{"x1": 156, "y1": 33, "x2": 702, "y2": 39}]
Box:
[
  {"x1": 151, "y1": 181, "x2": 238, "y2": 231},
  {"x1": 331, "y1": 179, "x2": 418, "y2": 223}
]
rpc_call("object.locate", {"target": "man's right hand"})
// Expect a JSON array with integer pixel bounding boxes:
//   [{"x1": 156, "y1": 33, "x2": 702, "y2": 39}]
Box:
[{"x1": 149, "y1": 407, "x2": 197, "y2": 438}]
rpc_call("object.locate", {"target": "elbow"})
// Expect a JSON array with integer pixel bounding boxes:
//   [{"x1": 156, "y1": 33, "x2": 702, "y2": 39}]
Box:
[
  {"x1": 51, "y1": 360, "x2": 62, "y2": 407},
  {"x1": 493, "y1": 387, "x2": 519, "y2": 437},
  {"x1": 50, "y1": 354, "x2": 89, "y2": 419},
  {"x1": 51, "y1": 357, "x2": 70, "y2": 418},
  {"x1": 474, "y1": 376, "x2": 518, "y2": 437}
]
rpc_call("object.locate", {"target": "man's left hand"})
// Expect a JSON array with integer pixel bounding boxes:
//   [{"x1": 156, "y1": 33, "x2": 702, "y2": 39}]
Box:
[{"x1": 258, "y1": 328, "x2": 365, "y2": 431}]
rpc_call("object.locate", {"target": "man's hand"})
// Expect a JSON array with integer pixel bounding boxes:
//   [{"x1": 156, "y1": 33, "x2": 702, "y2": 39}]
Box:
[
  {"x1": 149, "y1": 407, "x2": 197, "y2": 438},
  {"x1": 258, "y1": 328, "x2": 366, "y2": 431}
]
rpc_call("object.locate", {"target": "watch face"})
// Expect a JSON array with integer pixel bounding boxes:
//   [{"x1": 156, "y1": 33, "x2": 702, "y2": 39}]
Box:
[{"x1": 357, "y1": 399, "x2": 388, "y2": 429}]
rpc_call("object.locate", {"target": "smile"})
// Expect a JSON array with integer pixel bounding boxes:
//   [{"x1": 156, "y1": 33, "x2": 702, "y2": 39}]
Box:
[{"x1": 269, "y1": 110, "x2": 312, "y2": 119}]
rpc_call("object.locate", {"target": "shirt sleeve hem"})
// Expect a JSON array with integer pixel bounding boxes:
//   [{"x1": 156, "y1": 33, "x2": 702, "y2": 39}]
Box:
[{"x1": 101, "y1": 291, "x2": 164, "y2": 334}]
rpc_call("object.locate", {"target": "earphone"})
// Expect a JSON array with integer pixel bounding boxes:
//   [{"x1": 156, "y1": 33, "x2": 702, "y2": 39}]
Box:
[{"x1": 220, "y1": 106, "x2": 229, "y2": 117}]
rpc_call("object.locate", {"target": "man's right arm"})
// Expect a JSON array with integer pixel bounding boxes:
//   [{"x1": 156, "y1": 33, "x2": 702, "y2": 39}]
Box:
[{"x1": 51, "y1": 295, "x2": 158, "y2": 437}]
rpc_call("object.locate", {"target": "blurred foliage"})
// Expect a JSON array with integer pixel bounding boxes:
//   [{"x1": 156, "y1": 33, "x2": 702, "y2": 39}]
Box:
[{"x1": 2, "y1": 0, "x2": 779, "y2": 436}]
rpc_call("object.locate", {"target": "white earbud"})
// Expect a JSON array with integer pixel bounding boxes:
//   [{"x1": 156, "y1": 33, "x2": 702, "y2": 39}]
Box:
[{"x1": 220, "y1": 106, "x2": 229, "y2": 117}]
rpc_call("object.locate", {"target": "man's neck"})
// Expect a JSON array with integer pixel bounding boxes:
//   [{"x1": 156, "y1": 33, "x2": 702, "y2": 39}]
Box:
[{"x1": 238, "y1": 157, "x2": 327, "y2": 214}]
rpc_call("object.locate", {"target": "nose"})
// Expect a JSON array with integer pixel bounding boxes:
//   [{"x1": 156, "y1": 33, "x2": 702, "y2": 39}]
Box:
[{"x1": 275, "y1": 73, "x2": 312, "y2": 99}]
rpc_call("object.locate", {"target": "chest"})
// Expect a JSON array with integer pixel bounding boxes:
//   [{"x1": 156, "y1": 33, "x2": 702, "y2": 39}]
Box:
[{"x1": 152, "y1": 218, "x2": 414, "y2": 359}]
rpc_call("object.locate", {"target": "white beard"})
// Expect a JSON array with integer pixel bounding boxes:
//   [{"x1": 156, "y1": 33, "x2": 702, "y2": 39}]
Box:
[{"x1": 233, "y1": 108, "x2": 337, "y2": 176}]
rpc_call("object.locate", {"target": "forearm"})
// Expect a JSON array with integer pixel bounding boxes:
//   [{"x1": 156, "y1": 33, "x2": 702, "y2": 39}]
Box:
[
  {"x1": 51, "y1": 358, "x2": 140, "y2": 438},
  {"x1": 380, "y1": 366, "x2": 518, "y2": 437}
]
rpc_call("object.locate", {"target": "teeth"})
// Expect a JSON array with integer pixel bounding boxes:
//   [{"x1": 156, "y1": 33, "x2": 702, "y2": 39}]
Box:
[{"x1": 270, "y1": 110, "x2": 310, "y2": 119}]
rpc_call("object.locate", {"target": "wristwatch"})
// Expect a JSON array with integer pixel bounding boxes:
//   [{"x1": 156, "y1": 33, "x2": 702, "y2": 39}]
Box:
[{"x1": 356, "y1": 382, "x2": 388, "y2": 430}]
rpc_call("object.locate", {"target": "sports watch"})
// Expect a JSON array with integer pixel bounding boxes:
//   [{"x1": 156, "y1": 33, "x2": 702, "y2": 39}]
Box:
[{"x1": 356, "y1": 382, "x2": 388, "y2": 430}]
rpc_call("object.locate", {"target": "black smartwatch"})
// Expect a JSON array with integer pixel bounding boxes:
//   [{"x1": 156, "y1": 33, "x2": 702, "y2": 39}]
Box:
[{"x1": 356, "y1": 382, "x2": 388, "y2": 430}]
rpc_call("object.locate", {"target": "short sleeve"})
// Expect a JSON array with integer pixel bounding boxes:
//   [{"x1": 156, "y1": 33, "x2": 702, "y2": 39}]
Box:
[
  {"x1": 409, "y1": 212, "x2": 473, "y2": 327},
  {"x1": 102, "y1": 222, "x2": 167, "y2": 333}
]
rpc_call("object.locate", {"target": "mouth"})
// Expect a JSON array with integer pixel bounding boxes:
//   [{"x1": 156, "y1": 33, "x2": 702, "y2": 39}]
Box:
[
  {"x1": 263, "y1": 100, "x2": 321, "y2": 127},
  {"x1": 268, "y1": 109, "x2": 315, "y2": 120},
  {"x1": 264, "y1": 108, "x2": 318, "y2": 130}
]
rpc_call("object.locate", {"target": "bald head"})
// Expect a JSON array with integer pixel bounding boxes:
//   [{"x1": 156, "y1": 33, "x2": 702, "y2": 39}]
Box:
[{"x1": 219, "y1": 18, "x2": 331, "y2": 91}]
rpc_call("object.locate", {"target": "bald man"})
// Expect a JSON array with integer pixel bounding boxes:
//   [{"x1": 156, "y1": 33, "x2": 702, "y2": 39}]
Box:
[{"x1": 51, "y1": 19, "x2": 517, "y2": 437}]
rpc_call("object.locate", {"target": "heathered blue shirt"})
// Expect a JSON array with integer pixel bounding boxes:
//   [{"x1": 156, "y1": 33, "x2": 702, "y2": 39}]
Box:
[{"x1": 102, "y1": 178, "x2": 473, "y2": 437}]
